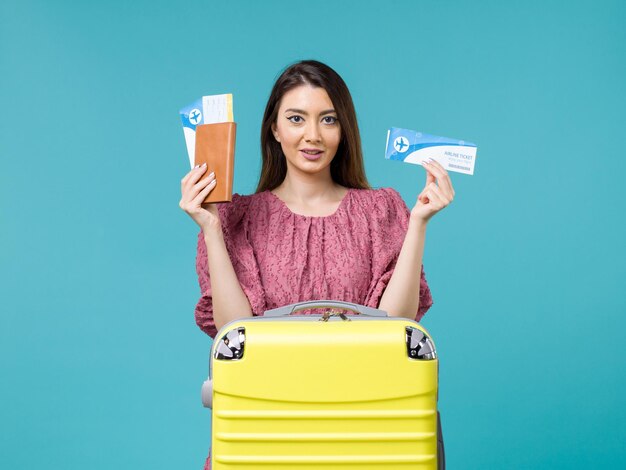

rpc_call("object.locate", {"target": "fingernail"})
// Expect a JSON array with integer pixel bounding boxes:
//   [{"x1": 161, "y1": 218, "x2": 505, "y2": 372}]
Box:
[
  {"x1": 209, "y1": 171, "x2": 215, "y2": 178},
  {"x1": 201, "y1": 162, "x2": 207, "y2": 167}
]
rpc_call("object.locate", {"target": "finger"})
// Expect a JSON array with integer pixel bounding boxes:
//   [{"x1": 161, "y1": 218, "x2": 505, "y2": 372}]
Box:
[
  {"x1": 180, "y1": 172, "x2": 214, "y2": 209},
  {"x1": 426, "y1": 158, "x2": 446, "y2": 172},
  {"x1": 420, "y1": 161, "x2": 436, "y2": 186},
  {"x1": 417, "y1": 188, "x2": 429, "y2": 204},
  {"x1": 186, "y1": 172, "x2": 215, "y2": 202},
  {"x1": 181, "y1": 165, "x2": 199, "y2": 188},
  {"x1": 191, "y1": 178, "x2": 217, "y2": 207},
  {"x1": 181, "y1": 164, "x2": 208, "y2": 191},
  {"x1": 422, "y1": 159, "x2": 446, "y2": 181},
  {"x1": 181, "y1": 166, "x2": 198, "y2": 186},
  {"x1": 423, "y1": 183, "x2": 443, "y2": 206},
  {"x1": 421, "y1": 159, "x2": 452, "y2": 193},
  {"x1": 427, "y1": 159, "x2": 455, "y2": 197},
  {"x1": 184, "y1": 168, "x2": 213, "y2": 199},
  {"x1": 426, "y1": 183, "x2": 450, "y2": 209},
  {"x1": 423, "y1": 189, "x2": 443, "y2": 211}
]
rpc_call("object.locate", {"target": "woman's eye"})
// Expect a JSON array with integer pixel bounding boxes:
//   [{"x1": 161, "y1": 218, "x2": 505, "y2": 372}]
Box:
[
  {"x1": 323, "y1": 116, "x2": 338, "y2": 124},
  {"x1": 287, "y1": 116, "x2": 303, "y2": 123}
]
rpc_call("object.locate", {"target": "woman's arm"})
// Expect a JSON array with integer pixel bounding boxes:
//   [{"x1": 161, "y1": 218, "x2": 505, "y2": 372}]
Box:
[
  {"x1": 180, "y1": 164, "x2": 253, "y2": 332},
  {"x1": 379, "y1": 159, "x2": 454, "y2": 318},
  {"x1": 378, "y1": 220, "x2": 427, "y2": 319},
  {"x1": 203, "y1": 227, "x2": 253, "y2": 331}
]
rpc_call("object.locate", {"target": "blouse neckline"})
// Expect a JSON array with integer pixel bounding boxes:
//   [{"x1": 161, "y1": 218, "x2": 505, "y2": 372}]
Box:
[{"x1": 265, "y1": 188, "x2": 352, "y2": 219}]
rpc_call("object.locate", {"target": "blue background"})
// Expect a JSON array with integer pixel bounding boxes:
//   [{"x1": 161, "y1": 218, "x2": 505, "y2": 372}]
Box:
[{"x1": 2, "y1": 0, "x2": 625, "y2": 468}]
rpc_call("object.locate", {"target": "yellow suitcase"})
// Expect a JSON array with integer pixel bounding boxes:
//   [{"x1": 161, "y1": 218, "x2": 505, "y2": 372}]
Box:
[{"x1": 201, "y1": 300, "x2": 444, "y2": 469}]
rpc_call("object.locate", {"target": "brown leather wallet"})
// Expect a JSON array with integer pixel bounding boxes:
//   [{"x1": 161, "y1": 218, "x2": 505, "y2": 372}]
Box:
[{"x1": 194, "y1": 122, "x2": 236, "y2": 203}]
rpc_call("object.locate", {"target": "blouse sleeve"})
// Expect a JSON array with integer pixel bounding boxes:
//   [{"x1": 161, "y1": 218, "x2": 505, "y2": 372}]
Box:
[
  {"x1": 194, "y1": 195, "x2": 267, "y2": 337},
  {"x1": 363, "y1": 188, "x2": 433, "y2": 321}
]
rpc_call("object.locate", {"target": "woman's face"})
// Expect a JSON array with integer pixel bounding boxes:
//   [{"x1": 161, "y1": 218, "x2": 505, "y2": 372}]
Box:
[{"x1": 271, "y1": 84, "x2": 341, "y2": 179}]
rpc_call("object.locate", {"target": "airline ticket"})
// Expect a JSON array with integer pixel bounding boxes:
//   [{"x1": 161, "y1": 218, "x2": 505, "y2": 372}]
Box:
[
  {"x1": 180, "y1": 94, "x2": 234, "y2": 168},
  {"x1": 385, "y1": 127, "x2": 477, "y2": 175}
]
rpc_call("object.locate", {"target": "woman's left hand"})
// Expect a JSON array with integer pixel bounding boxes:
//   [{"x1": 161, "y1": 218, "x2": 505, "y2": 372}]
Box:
[{"x1": 410, "y1": 159, "x2": 455, "y2": 223}]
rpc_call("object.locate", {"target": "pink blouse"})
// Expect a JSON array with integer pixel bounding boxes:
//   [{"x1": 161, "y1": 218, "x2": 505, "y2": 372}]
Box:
[{"x1": 194, "y1": 187, "x2": 433, "y2": 338}]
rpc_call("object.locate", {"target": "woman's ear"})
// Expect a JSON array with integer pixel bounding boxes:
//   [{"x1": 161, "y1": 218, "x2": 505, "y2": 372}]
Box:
[{"x1": 271, "y1": 122, "x2": 281, "y2": 143}]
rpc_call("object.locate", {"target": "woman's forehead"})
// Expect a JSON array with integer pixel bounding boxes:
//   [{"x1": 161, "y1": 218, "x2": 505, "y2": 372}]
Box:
[{"x1": 278, "y1": 85, "x2": 334, "y2": 113}]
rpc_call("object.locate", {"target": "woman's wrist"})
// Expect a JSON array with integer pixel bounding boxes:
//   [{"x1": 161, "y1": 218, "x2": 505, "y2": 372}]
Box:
[
  {"x1": 202, "y1": 223, "x2": 223, "y2": 241},
  {"x1": 408, "y1": 214, "x2": 428, "y2": 234}
]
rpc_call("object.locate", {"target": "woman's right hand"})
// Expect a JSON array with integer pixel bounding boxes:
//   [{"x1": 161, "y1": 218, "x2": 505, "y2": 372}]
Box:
[{"x1": 179, "y1": 163, "x2": 220, "y2": 232}]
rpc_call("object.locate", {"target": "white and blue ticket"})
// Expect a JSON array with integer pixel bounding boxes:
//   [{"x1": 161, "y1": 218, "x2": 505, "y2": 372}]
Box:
[
  {"x1": 180, "y1": 94, "x2": 234, "y2": 168},
  {"x1": 385, "y1": 127, "x2": 477, "y2": 175}
]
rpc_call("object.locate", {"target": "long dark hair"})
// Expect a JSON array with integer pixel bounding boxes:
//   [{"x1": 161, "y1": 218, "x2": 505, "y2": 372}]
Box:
[{"x1": 256, "y1": 60, "x2": 370, "y2": 193}]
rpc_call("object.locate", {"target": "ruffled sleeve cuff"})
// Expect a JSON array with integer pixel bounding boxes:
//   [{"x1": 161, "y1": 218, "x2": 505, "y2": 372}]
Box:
[
  {"x1": 194, "y1": 195, "x2": 267, "y2": 338},
  {"x1": 364, "y1": 187, "x2": 434, "y2": 321},
  {"x1": 365, "y1": 264, "x2": 434, "y2": 321}
]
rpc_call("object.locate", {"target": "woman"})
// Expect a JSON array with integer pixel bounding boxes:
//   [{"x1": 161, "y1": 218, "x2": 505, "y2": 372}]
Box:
[
  {"x1": 180, "y1": 60, "x2": 453, "y2": 467},
  {"x1": 180, "y1": 59, "x2": 454, "y2": 338}
]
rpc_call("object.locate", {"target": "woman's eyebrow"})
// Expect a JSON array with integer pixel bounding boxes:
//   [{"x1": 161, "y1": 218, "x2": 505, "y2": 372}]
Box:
[{"x1": 284, "y1": 108, "x2": 336, "y2": 116}]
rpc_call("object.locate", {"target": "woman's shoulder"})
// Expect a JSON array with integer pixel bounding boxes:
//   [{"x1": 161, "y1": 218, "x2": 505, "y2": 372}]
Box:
[
  {"x1": 349, "y1": 186, "x2": 406, "y2": 209},
  {"x1": 224, "y1": 191, "x2": 262, "y2": 205},
  {"x1": 346, "y1": 186, "x2": 410, "y2": 229},
  {"x1": 217, "y1": 192, "x2": 251, "y2": 225},
  {"x1": 217, "y1": 191, "x2": 274, "y2": 224},
  {"x1": 218, "y1": 192, "x2": 266, "y2": 211}
]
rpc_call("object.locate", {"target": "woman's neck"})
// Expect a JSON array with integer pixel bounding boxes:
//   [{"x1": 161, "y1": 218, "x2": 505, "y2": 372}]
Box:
[{"x1": 272, "y1": 172, "x2": 346, "y2": 205}]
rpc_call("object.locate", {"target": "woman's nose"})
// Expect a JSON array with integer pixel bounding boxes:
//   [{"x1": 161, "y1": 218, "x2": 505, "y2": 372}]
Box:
[{"x1": 304, "y1": 122, "x2": 321, "y2": 142}]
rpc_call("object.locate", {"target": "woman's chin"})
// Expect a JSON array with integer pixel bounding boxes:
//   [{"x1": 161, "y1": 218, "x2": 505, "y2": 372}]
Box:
[{"x1": 290, "y1": 163, "x2": 330, "y2": 177}]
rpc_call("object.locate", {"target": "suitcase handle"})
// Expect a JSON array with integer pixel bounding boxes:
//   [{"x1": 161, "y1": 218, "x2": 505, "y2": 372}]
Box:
[{"x1": 263, "y1": 300, "x2": 388, "y2": 318}]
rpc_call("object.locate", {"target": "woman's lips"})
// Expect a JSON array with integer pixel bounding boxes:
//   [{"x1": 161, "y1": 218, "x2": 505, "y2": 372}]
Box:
[{"x1": 300, "y1": 150, "x2": 324, "y2": 161}]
